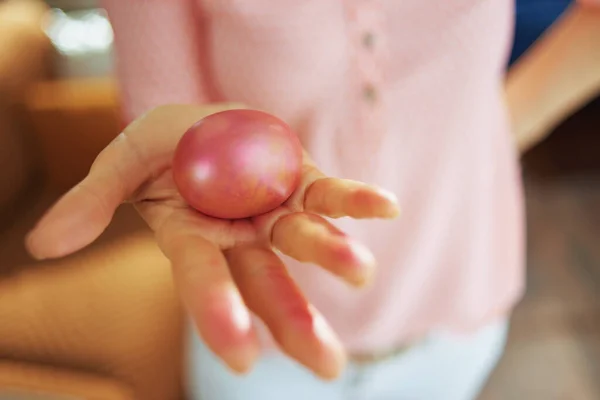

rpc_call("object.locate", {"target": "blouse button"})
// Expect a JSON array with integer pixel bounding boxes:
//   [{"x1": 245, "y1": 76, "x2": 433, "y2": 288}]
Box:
[
  {"x1": 362, "y1": 31, "x2": 375, "y2": 50},
  {"x1": 362, "y1": 84, "x2": 377, "y2": 103}
]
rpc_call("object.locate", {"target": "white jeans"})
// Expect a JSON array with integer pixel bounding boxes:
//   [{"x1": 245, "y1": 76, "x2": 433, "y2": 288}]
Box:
[{"x1": 186, "y1": 318, "x2": 508, "y2": 400}]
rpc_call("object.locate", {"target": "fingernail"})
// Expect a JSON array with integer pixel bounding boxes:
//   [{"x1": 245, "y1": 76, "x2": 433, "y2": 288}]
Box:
[
  {"x1": 229, "y1": 292, "x2": 253, "y2": 332},
  {"x1": 223, "y1": 342, "x2": 260, "y2": 375},
  {"x1": 374, "y1": 188, "x2": 400, "y2": 218},
  {"x1": 201, "y1": 287, "x2": 260, "y2": 374},
  {"x1": 283, "y1": 305, "x2": 346, "y2": 380},
  {"x1": 348, "y1": 239, "x2": 376, "y2": 267},
  {"x1": 346, "y1": 239, "x2": 376, "y2": 285},
  {"x1": 311, "y1": 309, "x2": 347, "y2": 380},
  {"x1": 375, "y1": 187, "x2": 398, "y2": 204},
  {"x1": 224, "y1": 316, "x2": 259, "y2": 374},
  {"x1": 384, "y1": 204, "x2": 401, "y2": 218}
]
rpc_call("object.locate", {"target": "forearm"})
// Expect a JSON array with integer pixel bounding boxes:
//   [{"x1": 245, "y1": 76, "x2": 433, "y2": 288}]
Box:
[
  {"x1": 505, "y1": 4, "x2": 600, "y2": 152},
  {"x1": 102, "y1": 0, "x2": 208, "y2": 124}
]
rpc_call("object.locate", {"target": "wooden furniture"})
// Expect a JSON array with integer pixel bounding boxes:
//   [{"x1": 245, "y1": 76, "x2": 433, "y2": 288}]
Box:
[
  {"x1": 1, "y1": 73, "x2": 187, "y2": 397},
  {"x1": 0, "y1": 3, "x2": 186, "y2": 399},
  {"x1": 0, "y1": 0, "x2": 51, "y2": 223},
  {"x1": 25, "y1": 77, "x2": 122, "y2": 190}
]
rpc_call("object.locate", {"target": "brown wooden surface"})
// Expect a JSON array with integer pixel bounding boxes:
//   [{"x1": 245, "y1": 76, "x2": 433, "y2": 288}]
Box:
[
  {"x1": 0, "y1": 0, "x2": 52, "y2": 228},
  {"x1": 0, "y1": 186, "x2": 184, "y2": 400},
  {"x1": 24, "y1": 78, "x2": 122, "y2": 191},
  {"x1": 0, "y1": 360, "x2": 134, "y2": 400}
]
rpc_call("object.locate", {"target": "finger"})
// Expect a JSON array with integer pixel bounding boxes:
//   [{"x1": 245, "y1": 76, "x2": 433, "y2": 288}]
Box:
[
  {"x1": 158, "y1": 211, "x2": 260, "y2": 374},
  {"x1": 304, "y1": 178, "x2": 400, "y2": 219},
  {"x1": 272, "y1": 213, "x2": 376, "y2": 286},
  {"x1": 25, "y1": 103, "x2": 242, "y2": 259},
  {"x1": 282, "y1": 155, "x2": 399, "y2": 219},
  {"x1": 226, "y1": 246, "x2": 346, "y2": 380}
]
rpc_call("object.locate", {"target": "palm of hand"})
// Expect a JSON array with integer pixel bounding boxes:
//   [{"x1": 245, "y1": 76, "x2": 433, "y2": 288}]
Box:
[{"x1": 133, "y1": 167, "x2": 258, "y2": 249}]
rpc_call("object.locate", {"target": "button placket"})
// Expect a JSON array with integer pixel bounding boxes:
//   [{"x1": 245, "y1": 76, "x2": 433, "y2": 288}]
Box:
[
  {"x1": 355, "y1": 7, "x2": 383, "y2": 101},
  {"x1": 362, "y1": 83, "x2": 378, "y2": 104},
  {"x1": 362, "y1": 31, "x2": 375, "y2": 50},
  {"x1": 352, "y1": 1, "x2": 388, "y2": 176}
]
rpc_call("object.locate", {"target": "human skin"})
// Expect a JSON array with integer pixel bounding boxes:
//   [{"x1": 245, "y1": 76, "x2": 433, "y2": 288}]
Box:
[
  {"x1": 25, "y1": 104, "x2": 400, "y2": 379},
  {"x1": 506, "y1": 4, "x2": 600, "y2": 152}
]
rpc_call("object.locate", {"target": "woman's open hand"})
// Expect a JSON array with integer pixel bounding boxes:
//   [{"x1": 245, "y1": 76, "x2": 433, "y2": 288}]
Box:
[{"x1": 25, "y1": 104, "x2": 399, "y2": 379}]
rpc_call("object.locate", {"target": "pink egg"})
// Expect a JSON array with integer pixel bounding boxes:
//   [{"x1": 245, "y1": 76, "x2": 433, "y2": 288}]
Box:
[{"x1": 173, "y1": 109, "x2": 303, "y2": 219}]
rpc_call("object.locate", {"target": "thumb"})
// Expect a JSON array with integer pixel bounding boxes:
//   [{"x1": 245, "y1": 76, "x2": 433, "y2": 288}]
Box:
[{"x1": 26, "y1": 103, "x2": 242, "y2": 259}]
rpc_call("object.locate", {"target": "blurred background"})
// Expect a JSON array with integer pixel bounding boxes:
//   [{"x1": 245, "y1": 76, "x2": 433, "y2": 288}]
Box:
[{"x1": 0, "y1": 0, "x2": 598, "y2": 399}]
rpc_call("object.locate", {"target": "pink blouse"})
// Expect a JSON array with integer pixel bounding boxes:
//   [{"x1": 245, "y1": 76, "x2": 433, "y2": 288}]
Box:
[{"x1": 101, "y1": 0, "x2": 594, "y2": 353}]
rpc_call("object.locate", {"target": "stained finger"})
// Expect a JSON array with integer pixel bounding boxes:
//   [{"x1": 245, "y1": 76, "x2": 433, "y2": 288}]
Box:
[
  {"x1": 272, "y1": 213, "x2": 376, "y2": 286},
  {"x1": 304, "y1": 178, "x2": 399, "y2": 219},
  {"x1": 158, "y1": 212, "x2": 259, "y2": 373},
  {"x1": 227, "y1": 245, "x2": 346, "y2": 379}
]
